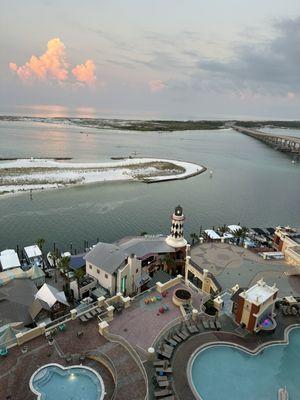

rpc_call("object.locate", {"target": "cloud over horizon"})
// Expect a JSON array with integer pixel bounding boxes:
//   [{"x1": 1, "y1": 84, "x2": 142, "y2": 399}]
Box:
[
  {"x1": 72, "y1": 59, "x2": 96, "y2": 86},
  {"x1": 9, "y1": 38, "x2": 96, "y2": 87}
]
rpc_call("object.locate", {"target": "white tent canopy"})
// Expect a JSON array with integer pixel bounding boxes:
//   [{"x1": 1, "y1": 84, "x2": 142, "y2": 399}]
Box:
[
  {"x1": 228, "y1": 225, "x2": 242, "y2": 233},
  {"x1": 24, "y1": 245, "x2": 42, "y2": 259},
  {"x1": 0, "y1": 249, "x2": 21, "y2": 271},
  {"x1": 204, "y1": 229, "x2": 221, "y2": 240}
]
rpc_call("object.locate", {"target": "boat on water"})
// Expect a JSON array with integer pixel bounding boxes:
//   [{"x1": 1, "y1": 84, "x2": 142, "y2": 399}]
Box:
[{"x1": 278, "y1": 387, "x2": 288, "y2": 400}]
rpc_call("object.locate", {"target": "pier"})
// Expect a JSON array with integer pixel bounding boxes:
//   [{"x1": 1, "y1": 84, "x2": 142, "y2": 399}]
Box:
[{"x1": 233, "y1": 126, "x2": 300, "y2": 155}]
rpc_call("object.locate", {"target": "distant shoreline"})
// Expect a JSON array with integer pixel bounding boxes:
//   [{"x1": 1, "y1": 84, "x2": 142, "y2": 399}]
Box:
[{"x1": 1, "y1": 115, "x2": 300, "y2": 132}]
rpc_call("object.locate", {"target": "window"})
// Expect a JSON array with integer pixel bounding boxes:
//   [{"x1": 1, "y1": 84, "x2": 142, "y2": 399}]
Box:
[
  {"x1": 136, "y1": 268, "x2": 139, "y2": 273},
  {"x1": 89, "y1": 265, "x2": 92, "y2": 270},
  {"x1": 97, "y1": 269, "x2": 100, "y2": 274},
  {"x1": 105, "y1": 274, "x2": 108, "y2": 279}
]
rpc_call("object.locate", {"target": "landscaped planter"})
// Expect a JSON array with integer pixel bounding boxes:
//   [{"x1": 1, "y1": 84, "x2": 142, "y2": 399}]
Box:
[{"x1": 172, "y1": 288, "x2": 192, "y2": 307}]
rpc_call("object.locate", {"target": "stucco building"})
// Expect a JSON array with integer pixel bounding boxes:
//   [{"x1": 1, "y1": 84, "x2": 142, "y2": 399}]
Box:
[
  {"x1": 84, "y1": 205, "x2": 187, "y2": 296},
  {"x1": 231, "y1": 279, "x2": 278, "y2": 332}
]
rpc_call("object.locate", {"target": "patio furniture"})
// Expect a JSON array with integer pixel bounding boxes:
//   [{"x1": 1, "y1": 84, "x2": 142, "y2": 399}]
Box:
[
  {"x1": 202, "y1": 320, "x2": 209, "y2": 329},
  {"x1": 77, "y1": 331, "x2": 84, "y2": 337},
  {"x1": 172, "y1": 334, "x2": 182, "y2": 343},
  {"x1": 163, "y1": 344, "x2": 174, "y2": 354},
  {"x1": 154, "y1": 360, "x2": 168, "y2": 367},
  {"x1": 85, "y1": 312, "x2": 93, "y2": 319},
  {"x1": 79, "y1": 315, "x2": 88, "y2": 323},
  {"x1": 209, "y1": 320, "x2": 216, "y2": 330},
  {"x1": 95, "y1": 307, "x2": 103, "y2": 314},
  {"x1": 158, "y1": 380, "x2": 170, "y2": 388},
  {"x1": 156, "y1": 350, "x2": 171, "y2": 359},
  {"x1": 165, "y1": 338, "x2": 177, "y2": 347},
  {"x1": 215, "y1": 320, "x2": 222, "y2": 330},
  {"x1": 159, "y1": 396, "x2": 175, "y2": 400},
  {"x1": 154, "y1": 389, "x2": 172, "y2": 398},
  {"x1": 156, "y1": 376, "x2": 168, "y2": 381}
]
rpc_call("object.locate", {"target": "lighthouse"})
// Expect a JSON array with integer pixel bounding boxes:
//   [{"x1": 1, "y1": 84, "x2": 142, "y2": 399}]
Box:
[{"x1": 166, "y1": 205, "x2": 187, "y2": 248}]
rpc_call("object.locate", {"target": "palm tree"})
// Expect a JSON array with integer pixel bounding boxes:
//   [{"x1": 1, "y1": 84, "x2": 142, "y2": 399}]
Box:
[
  {"x1": 240, "y1": 226, "x2": 249, "y2": 245},
  {"x1": 218, "y1": 225, "x2": 228, "y2": 236},
  {"x1": 163, "y1": 253, "x2": 177, "y2": 276},
  {"x1": 233, "y1": 228, "x2": 243, "y2": 245},
  {"x1": 59, "y1": 256, "x2": 71, "y2": 287},
  {"x1": 190, "y1": 232, "x2": 198, "y2": 246},
  {"x1": 74, "y1": 269, "x2": 85, "y2": 300},
  {"x1": 49, "y1": 250, "x2": 59, "y2": 283},
  {"x1": 36, "y1": 238, "x2": 45, "y2": 271}
]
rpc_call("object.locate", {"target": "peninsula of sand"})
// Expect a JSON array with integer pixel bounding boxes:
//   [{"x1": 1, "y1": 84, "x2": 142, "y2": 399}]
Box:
[{"x1": 0, "y1": 157, "x2": 206, "y2": 195}]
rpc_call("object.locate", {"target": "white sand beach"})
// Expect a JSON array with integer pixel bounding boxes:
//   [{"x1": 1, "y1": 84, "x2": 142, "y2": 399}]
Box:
[{"x1": 0, "y1": 157, "x2": 206, "y2": 195}]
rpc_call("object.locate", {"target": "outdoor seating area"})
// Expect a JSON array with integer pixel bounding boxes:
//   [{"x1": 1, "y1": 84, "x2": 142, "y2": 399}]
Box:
[
  {"x1": 152, "y1": 314, "x2": 222, "y2": 398},
  {"x1": 79, "y1": 306, "x2": 104, "y2": 323}
]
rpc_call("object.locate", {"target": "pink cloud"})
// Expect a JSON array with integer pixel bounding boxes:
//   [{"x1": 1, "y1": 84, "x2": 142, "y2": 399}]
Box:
[
  {"x1": 148, "y1": 80, "x2": 166, "y2": 93},
  {"x1": 72, "y1": 59, "x2": 96, "y2": 86},
  {"x1": 9, "y1": 38, "x2": 68, "y2": 83}
]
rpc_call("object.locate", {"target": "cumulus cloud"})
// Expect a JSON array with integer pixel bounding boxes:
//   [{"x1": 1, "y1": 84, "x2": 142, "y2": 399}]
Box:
[
  {"x1": 72, "y1": 59, "x2": 96, "y2": 85},
  {"x1": 9, "y1": 38, "x2": 68, "y2": 83},
  {"x1": 9, "y1": 38, "x2": 96, "y2": 87},
  {"x1": 148, "y1": 80, "x2": 166, "y2": 92}
]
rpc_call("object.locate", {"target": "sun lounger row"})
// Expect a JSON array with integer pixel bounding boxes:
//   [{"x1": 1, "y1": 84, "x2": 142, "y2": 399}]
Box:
[
  {"x1": 79, "y1": 307, "x2": 103, "y2": 322},
  {"x1": 282, "y1": 305, "x2": 300, "y2": 316}
]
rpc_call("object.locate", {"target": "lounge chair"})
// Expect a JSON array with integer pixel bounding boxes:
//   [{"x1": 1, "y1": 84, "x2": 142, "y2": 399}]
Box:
[
  {"x1": 153, "y1": 360, "x2": 168, "y2": 367},
  {"x1": 215, "y1": 320, "x2": 222, "y2": 330},
  {"x1": 165, "y1": 337, "x2": 177, "y2": 347},
  {"x1": 158, "y1": 396, "x2": 175, "y2": 400},
  {"x1": 209, "y1": 320, "x2": 215, "y2": 330},
  {"x1": 202, "y1": 320, "x2": 209, "y2": 329},
  {"x1": 154, "y1": 389, "x2": 172, "y2": 398},
  {"x1": 85, "y1": 312, "x2": 93, "y2": 319},
  {"x1": 156, "y1": 376, "x2": 168, "y2": 382},
  {"x1": 90, "y1": 309, "x2": 97, "y2": 317},
  {"x1": 156, "y1": 350, "x2": 171, "y2": 359},
  {"x1": 158, "y1": 380, "x2": 170, "y2": 388},
  {"x1": 79, "y1": 315, "x2": 88, "y2": 323},
  {"x1": 172, "y1": 334, "x2": 182, "y2": 343}
]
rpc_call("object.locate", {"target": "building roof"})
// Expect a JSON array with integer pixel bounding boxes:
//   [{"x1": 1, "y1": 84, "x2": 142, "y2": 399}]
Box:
[
  {"x1": 84, "y1": 236, "x2": 175, "y2": 274},
  {"x1": 0, "y1": 249, "x2": 21, "y2": 271},
  {"x1": 0, "y1": 279, "x2": 38, "y2": 325},
  {"x1": 240, "y1": 279, "x2": 278, "y2": 305},
  {"x1": 24, "y1": 245, "x2": 42, "y2": 259},
  {"x1": 69, "y1": 254, "x2": 86, "y2": 271},
  {"x1": 0, "y1": 264, "x2": 45, "y2": 286},
  {"x1": 35, "y1": 283, "x2": 69, "y2": 308},
  {"x1": 204, "y1": 230, "x2": 221, "y2": 240}
]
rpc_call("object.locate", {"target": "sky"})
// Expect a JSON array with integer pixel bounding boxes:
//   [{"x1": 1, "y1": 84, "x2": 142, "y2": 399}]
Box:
[{"x1": 1, "y1": 0, "x2": 300, "y2": 119}]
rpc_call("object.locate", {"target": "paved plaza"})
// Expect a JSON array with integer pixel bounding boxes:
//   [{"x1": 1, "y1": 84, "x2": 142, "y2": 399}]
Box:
[
  {"x1": 109, "y1": 284, "x2": 207, "y2": 352},
  {"x1": 190, "y1": 243, "x2": 300, "y2": 297}
]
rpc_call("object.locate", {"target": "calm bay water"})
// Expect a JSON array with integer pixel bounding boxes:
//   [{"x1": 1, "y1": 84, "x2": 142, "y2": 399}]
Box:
[{"x1": 0, "y1": 120, "x2": 299, "y2": 253}]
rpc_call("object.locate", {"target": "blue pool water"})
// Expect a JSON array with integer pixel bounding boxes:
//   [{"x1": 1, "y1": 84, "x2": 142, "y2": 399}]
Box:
[
  {"x1": 31, "y1": 364, "x2": 104, "y2": 400},
  {"x1": 191, "y1": 328, "x2": 300, "y2": 400}
]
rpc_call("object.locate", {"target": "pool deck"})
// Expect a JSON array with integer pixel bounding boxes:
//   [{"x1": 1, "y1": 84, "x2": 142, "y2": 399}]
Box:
[
  {"x1": 0, "y1": 317, "x2": 147, "y2": 400},
  {"x1": 170, "y1": 313, "x2": 300, "y2": 400},
  {"x1": 190, "y1": 242, "x2": 300, "y2": 297},
  {"x1": 109, "y1": 284, "x2": 207, "y2": 352}
]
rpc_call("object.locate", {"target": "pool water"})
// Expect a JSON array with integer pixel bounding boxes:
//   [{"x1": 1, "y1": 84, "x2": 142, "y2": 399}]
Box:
[
  {"x1": 30, "y1": 364, "x2": 104, "y2": 400},
  {"x1": 191, "y1": 328, "x2": 300, "y2": 400}
]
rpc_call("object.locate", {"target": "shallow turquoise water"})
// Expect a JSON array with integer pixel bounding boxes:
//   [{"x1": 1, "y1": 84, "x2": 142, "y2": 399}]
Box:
[
  {"x1": 191, "y1": 328, "x2": 300, "y2": 400},
  {"x1": 32, "y1": 365, "x2": 103, "y2": 400}
]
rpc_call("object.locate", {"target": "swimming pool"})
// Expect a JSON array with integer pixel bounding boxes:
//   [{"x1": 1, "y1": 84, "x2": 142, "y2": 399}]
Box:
[
  {"x1": 30, "y1": 363, "x2": 105, "y2": 400},
  {"x1": 190, "y1": 327, "x2": 300, "y2": 400}
]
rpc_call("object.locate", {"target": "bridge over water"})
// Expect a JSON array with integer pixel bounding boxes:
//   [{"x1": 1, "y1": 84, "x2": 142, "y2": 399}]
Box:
[{"x1": 233, "y1": 126, "x2": 300, "y2": 156}]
